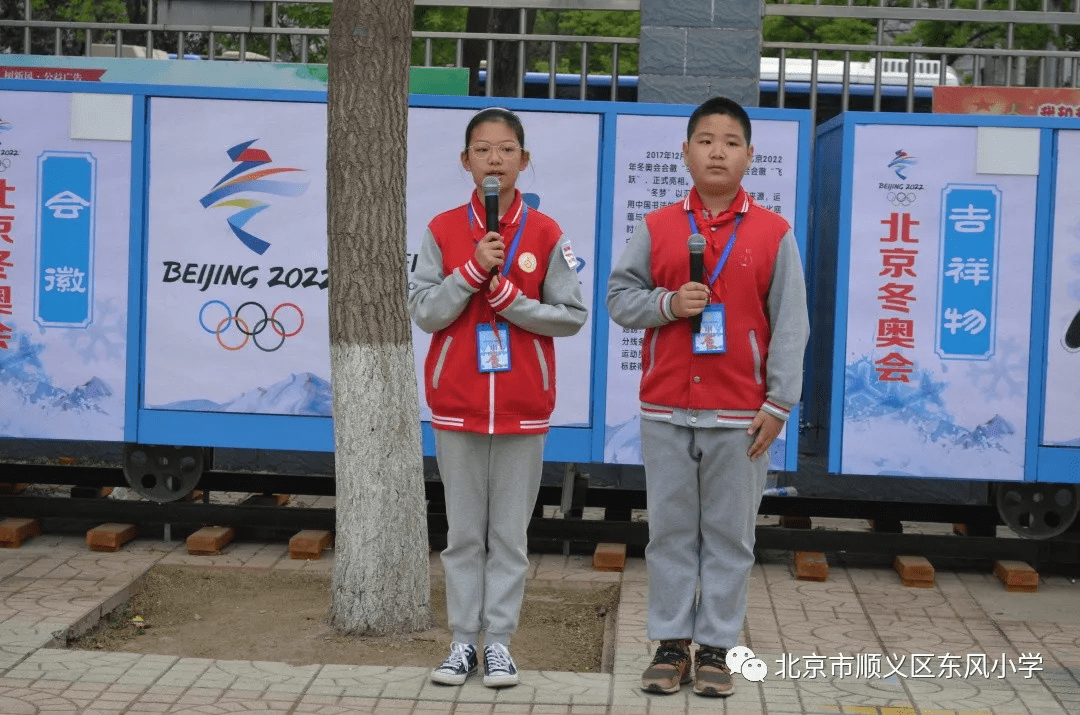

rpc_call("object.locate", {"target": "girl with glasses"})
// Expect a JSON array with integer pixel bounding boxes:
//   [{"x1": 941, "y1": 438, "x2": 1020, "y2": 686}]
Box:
[{"x1": 409, "y1": 106, "x2": 587, "y2": 689}]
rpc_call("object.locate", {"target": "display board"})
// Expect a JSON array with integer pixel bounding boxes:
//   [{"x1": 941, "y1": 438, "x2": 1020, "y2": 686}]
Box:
[
  {"x1": 145, "y1": 97, "x2": 332, "y2": 416},
  {"x1": 839, "y1": 124, "x2": 1037, "y2": 479},
  {"x1": 603, "y1": 112, "x2": 803, "y2": 469},
  {"x1": 0, "y1": 90, "x2": 131, "y2": 440},
  {"x1": 1044, "y1": 129, "x2": 1080, "y2": 447}
]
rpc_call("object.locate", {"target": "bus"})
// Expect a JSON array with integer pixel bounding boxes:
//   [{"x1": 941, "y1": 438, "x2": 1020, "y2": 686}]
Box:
[{"x1": 480, "y1": 56, "x2": 961, "y2": 120}]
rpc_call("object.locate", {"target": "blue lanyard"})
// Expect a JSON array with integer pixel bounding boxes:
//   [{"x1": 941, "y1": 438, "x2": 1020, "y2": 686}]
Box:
[
  {"x1": 688, "y1": 211, "x2": 742, "y2": 287},
  {"x1": 468, "y1": 203, "x2": 529, "y2": 277}
]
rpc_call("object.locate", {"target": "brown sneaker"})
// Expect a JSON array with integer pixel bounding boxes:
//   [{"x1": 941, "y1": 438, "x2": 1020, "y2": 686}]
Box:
[
  {"x1": 640, "y1": 639, "x2": 692, "y2": 694},
  {"x1": 694, "y1": 646, "x2": 734, "y2": 697}
]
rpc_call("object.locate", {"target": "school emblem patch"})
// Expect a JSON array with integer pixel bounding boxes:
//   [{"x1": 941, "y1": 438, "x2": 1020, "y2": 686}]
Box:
[
  {"x1": 518, "y1": 251, "x2": 538, "y2": 273},
  {"x1": 562, "y1": 241, "x2": 577, "y2": 269}
]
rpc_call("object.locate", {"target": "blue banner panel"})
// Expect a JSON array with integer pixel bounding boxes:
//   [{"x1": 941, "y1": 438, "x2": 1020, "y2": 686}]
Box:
[
  {"x1": 937, "y1": 183, "x2": 1000, "y2": 360},
  {"x1": 36, "y1": 151, "x2": 95, "y2": 328}
]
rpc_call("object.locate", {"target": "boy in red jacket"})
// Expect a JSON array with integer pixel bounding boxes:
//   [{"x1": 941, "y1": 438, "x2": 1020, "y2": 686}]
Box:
[{"x1": 607, "y1": 96, "x2": 809, "y2": 697}]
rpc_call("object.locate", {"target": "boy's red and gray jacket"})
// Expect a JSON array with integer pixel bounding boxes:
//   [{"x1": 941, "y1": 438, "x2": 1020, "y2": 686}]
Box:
[
  {"x1": 606, "y1": 187, "x2": 809, "y2": 429},
  {"x1": 409, "y1": 190, "x2": 587, "y2": 434}
]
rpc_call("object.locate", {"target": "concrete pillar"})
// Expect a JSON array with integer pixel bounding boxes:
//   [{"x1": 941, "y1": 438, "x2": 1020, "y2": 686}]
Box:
[{"x1": 638, "y1": 0, "x2": 762, "y2": 106}]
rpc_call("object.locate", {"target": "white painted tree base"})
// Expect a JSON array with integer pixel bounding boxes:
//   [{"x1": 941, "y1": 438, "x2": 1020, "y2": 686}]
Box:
[{"x1": 328, "y1": 342, "x2": 431, "y2": 635}]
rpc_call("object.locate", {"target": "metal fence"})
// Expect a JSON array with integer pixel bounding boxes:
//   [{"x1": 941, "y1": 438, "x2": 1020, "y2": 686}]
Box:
[
  {"x1": 765, "y1": 0, "x2": 1080, "y2": 115},
  {"x1": 2, "y1": 0, "x2": 1080, "y2": 114}
]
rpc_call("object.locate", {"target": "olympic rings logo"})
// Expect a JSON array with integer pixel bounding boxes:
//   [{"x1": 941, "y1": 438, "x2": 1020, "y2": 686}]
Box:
[
  {"x1": 199, "y1": 300, "x2": 304, "y2": 352},
  {"x1": 887, "y1": 191, "x2": 917, "y2": 207}
]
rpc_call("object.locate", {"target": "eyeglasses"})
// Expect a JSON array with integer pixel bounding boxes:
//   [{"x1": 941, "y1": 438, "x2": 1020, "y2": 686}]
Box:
[{"x1": 467, "y1": 141, "x2": 522, "y2": 159}]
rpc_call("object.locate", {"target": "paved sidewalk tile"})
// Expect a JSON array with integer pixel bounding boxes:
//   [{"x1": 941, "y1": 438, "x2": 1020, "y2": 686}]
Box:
[{"x1": 4, "y1": 530, "x2": 1080, "y2": 713}]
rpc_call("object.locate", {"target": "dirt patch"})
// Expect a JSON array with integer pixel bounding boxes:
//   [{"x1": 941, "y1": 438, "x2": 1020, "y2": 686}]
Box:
[{"x1": 70, "y1": 565, "x2": 619, "y2": 673}]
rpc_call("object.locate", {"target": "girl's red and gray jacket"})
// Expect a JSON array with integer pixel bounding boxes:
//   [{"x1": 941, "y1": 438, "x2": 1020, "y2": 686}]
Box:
[
  {"x1": 606, "y1": 187, "x2": 809, "y2": 429},
  {"x1": 409, "y1": 189, "x2": 587, "y2": 435}
]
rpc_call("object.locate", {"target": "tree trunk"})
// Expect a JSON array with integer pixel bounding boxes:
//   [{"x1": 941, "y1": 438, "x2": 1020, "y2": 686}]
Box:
[
  {"x1": 463, "y1": 8, "x2": 533, "y2": 97},
  {"x1": 125, "y1": 0, "x2": 146, "y2": 23},
  {"x1": 325, "y1": 0, "x2": 431, "y2": 636}
]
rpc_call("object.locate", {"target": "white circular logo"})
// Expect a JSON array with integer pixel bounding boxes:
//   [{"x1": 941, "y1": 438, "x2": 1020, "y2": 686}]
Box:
[{"x1": 518, "y1": 252, "x2": 538, "y2": 273}]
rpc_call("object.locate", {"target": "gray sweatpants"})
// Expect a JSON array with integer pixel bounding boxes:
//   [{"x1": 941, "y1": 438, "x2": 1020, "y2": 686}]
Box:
[
  {"x1": 433, "y1": 429, "x2": 545, "y2": 648},
  {"x1": 640, "y1": 419, "x2": 769, "y2": 648}
]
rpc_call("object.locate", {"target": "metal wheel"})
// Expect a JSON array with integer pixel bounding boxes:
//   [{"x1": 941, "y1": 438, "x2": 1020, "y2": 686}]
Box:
[
  {"x1": 123, "y1": 444, "x2": 206, "y2": 502},
  {"x1": 994, "y1": 482, "x2": 1080, "y2": 540}
]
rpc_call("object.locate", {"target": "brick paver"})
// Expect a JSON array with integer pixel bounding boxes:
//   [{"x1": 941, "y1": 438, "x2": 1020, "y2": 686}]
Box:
[{"x1": 2, "y1": 530, "x2": 1079, "y2": 714}]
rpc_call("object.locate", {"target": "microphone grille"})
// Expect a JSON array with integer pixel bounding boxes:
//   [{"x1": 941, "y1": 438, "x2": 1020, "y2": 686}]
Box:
[
  {"x1": 482, "y1": 175, "x2": 501, "y2": 196},
  {"x1": 687, "y1": 233, "x2": 707, "y2": 254}
]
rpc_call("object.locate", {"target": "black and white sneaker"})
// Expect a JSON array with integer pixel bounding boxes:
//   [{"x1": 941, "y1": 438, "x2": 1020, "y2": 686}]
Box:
[
  {"x1": 430, "y1": 642, "x2": 478, "y2": 685},
  {"x1": 483, "y1": 643, "x2": 519, "y2": 687}
]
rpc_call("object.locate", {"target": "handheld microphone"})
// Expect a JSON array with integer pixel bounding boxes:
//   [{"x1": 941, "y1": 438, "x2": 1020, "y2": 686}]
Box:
[
  {"x1": 482, "y1": 175, "x2": 501, "y2": 278},
  {"x1": 482, "y1": 175, "x2": 501, "y2": 234},
  {"x1": 688, "y1": 233, "x2": 706, "y2": 333}
]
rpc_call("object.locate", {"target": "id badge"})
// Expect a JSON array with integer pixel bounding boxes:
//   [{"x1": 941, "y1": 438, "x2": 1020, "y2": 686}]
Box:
[
  {"x1": 477, "y1": 323, "x2": 512, "y2": 372},
  {"x1": 693, "y1": 304, "x2": 727, "y2": 354}
]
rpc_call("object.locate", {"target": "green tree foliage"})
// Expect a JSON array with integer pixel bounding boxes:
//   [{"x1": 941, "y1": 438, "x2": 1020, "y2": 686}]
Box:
[
  {"x1": 411, "y1": 6, "x2": 467, "y2": 67},
  {"x1": 762, "y1": 0, "x2": 877, "y2": 61},
  {"x1": 208, "y1": 2, "x2": 332, "y2": 63},
  {"x1": 762, "y1": 0, "x2": 1080, "y2": 85},
  {"x1": 2, "y1": 0, "x2": 129, "y2": 55},
  {"x1": 241, "y1": 4, "x2": 642, "y2": 77},
  {"x1": 250, "y1": 1, "x2": 333, "y2": 63},
  {"x1": 531, "y1": 10, "x2": 640, "y2": 76},
  {"x1": 32, "y1": 0, "x2": 128, "y2": 23},
  {"x1": 897, "y1": 0, "x2": 1080, "y2": 84},
  {"x1": 899, "y1": 0, "x2": 1079, "y2": 54},
  {"x1": 408, "y1": 8, "x2": 639, "y2": 77}
]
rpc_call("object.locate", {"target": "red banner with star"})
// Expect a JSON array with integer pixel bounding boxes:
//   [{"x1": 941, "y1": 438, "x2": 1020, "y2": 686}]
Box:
[{"x1": 933, "y1": 86, "x2": 1080, "y2": 119}]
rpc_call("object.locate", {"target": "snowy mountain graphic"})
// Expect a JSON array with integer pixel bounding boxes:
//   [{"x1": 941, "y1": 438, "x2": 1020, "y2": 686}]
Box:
[
  {"x1": 844, "y1": 356, "x2": 1015, "y2": 451},
  {"x1": 0, "y1": 330, "x2": 113, "y2": 414},
  {"x1": 0, "y1": 327, "x2": 123, "y2": 440},
  {"x1": 155, "y1": 372, "x2": 332, "y2": 416}
]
